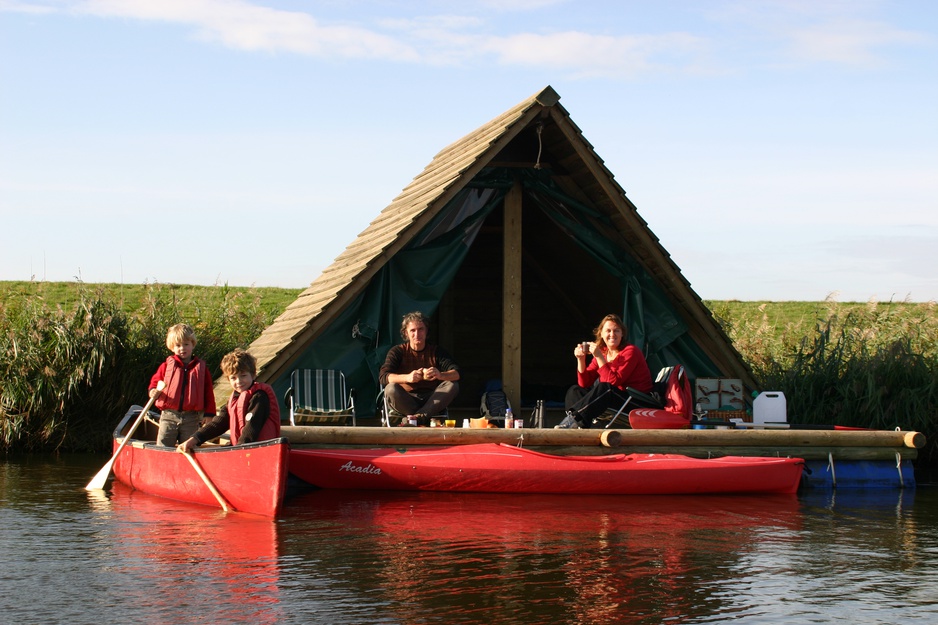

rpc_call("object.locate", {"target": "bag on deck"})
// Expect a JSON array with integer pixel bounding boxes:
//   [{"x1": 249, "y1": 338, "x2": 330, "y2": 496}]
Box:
[{"x1": 480, "y1": 379, "x2": 509, "y2": 418}]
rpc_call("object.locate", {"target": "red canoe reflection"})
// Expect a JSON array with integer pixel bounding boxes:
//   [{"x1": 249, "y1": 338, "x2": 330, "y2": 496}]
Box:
[
  {"x1": 288, "y1": 489, "x2": 804, "y2": 624},
  {"x1": 100, "y1": 481, "x2": 283, "y2": 624}
]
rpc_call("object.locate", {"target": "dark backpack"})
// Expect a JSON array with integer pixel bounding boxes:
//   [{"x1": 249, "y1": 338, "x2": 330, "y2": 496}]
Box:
[{"x1": 480, "y1": 379, "x2": 509, "y2": 417}]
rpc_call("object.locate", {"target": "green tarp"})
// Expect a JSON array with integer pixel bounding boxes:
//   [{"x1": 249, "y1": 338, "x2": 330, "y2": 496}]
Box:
[{"x1": 271, "y1": 168, "x2": 721, "y2": 415}]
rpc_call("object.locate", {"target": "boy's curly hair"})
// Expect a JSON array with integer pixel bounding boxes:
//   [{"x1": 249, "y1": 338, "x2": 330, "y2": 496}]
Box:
[{"x1": 220, "y1": 348, "x2": 256, "y2": 377}]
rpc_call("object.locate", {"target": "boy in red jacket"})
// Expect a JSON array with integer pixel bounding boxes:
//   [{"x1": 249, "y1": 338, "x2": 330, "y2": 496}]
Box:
[
  {"x1": 177, "y1": 348, "x2": 281, "y2": 451},
  {"x1": 148, "y1": 323, "x2": 216, "y2": 446}
]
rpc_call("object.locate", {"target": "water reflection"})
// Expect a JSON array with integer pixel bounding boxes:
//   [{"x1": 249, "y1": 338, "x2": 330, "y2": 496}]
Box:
[
  {"x1": 282, "y1": 490, "x2": 804, "y2": 624},
  {"x1": 3, "y1": 454, "x2": 938, "y2": 625},
  {"x1": 93, "y1": 482, "x2": 284, "y2": 624}
]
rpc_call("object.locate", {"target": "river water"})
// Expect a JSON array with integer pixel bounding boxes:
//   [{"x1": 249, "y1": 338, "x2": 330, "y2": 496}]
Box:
[{"x1": 1, "y1": 453, "x2": 936, "y2": 625}]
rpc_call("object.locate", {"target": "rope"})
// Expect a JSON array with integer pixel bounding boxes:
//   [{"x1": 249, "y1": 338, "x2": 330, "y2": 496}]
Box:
[
  {"x1": 896, "y1": 451, "x2": 904, "y2": 488},
  {"x1": 828, "y1": 452, "x2": 837, "y2": 488},
  {"x1": 534, "y1": 122, "x2": 544, "y2": 169}
]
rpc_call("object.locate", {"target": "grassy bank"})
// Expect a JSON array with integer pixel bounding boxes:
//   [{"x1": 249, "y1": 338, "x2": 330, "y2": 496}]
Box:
[
  {"x1": 0, "y1": 280, "x2": 301, "y2": 319},
  {"x1": 2, "y1": 282, "x2": 936, "y2": 479}
]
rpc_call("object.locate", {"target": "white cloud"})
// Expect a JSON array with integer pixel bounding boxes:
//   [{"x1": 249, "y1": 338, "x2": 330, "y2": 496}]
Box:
[
  {"x1": 475, "y1": 0, "x2": 567, "y2": 10},
  {"x1": 73, "y1": 0, "x2": 420, "y2": 59},
  {"x1": 0, "y1": 0, "x2": 933, "y2": 78},
  {"x1": 480, "y1": 30, "x2": 710, "y2": 78},
  {"x1": 0, "y1": 0, "x2": 56, "y2": 14},
  {"x1": 7, "y1": 0, "x2": 711, "y2": 76},
  {"x1": 710, "y1": 1, "x2": 932, "y2": 68},
  {"x1": 787, "y1": 18, "x2": 931, "y2": 67},
  {"x1": 379, "y1": 14, "x2": 485, "y2": 32},
  {"x1": 5, "y1": 0, "x2": 931, "y2": 75}
]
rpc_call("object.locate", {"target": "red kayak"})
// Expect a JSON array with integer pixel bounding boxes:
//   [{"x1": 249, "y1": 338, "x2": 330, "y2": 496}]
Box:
[
  {"x1": 110, "y1": 405, "x2": 290, "y2": 517},
  {"x1": 290, "y1": 443, "x2": 804, "y2": 495}
]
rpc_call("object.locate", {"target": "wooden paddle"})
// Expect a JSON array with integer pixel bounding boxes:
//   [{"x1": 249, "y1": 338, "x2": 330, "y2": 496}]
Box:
[
  {"x1": 179, "y1": 449, "x2": 233, "y2": 512},
  {"x1": 85, "y1": 381, "x2": 165, "y2": 491}
]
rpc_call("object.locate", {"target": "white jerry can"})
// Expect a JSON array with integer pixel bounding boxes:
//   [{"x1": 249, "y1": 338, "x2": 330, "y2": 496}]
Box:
[{"x1": 753, "y1": 391, "x2": 787, "y2": 424}]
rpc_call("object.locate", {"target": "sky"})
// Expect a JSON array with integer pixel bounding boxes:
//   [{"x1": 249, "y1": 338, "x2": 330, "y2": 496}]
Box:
[{"x1": 1, "y1": 0, "x2": 936, "y2": 302}]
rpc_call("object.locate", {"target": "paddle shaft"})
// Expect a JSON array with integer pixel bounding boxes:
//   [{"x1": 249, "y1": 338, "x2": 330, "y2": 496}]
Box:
[
  {"x1": 180, "y1": 450, "x2": 233, "y2": 512},
  {"x1": 85, "y1": 382, "x2": 164, "y2": 491}
]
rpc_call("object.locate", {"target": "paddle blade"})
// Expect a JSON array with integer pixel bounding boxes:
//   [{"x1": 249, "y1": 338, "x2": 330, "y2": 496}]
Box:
[
  {"x1": 85, "y1": 383, "x2": 163, "y2": 492},
  {"x1": 85, "y1": 456, "x2": 116, "y2": 491}
]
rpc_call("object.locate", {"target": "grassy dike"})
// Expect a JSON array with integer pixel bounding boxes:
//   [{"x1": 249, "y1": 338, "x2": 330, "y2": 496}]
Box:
[{"x1": 2, "y1": 282, "x2": 936, "y2": 479}]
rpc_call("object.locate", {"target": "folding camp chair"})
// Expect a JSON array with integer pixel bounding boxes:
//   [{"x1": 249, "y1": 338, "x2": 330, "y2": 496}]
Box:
[
  {"x1": 378, "y1": 386, "x2": 397, "y2": 427},
  {"x1": 378, "y1": 385, "x2": 448, "y2": 427},
  {"x1": 284, "y1": 369, "x2": 356, "y2": 426},
  {"x1": 590, "y1": 366, "x2": 679, "y2": 429},
  {"x1": 626, "y1": 365, "x2": 694, "y2": 429}
]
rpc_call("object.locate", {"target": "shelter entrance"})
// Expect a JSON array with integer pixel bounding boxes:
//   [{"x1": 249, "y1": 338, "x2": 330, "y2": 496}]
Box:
[{"x1": 439, "y1": 184, "x2": 624, "y2": 413}]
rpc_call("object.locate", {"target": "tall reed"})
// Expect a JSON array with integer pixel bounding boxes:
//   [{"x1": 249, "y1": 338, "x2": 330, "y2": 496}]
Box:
[
  {"x1": 0, "y1": 289, "x2": 126, "y2": 450},
  {"x1": 0, "y1": 283, "x2": 277, "y2": 452},
  {"x1": 716, "y1": 299, "x2": 938, "y2": 479}
]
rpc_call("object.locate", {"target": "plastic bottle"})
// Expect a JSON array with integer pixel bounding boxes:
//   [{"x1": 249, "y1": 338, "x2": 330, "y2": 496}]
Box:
[{"x1": 505, "y1": 407, "x2": 513, "y2": 429}]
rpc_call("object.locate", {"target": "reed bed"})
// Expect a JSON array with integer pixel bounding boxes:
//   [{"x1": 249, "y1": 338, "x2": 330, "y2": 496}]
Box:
[
  {"x1": 710, "y1": 298, "x2": 938, "y2": 478},
  {"x1": 0, "y1": 282, "x2": 288, "y2": 452}
]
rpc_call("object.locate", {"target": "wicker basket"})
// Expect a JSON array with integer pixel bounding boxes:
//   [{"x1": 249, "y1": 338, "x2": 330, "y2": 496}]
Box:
[{"x1": 705, "y1": 409, "x2": 750, "y2": 423}]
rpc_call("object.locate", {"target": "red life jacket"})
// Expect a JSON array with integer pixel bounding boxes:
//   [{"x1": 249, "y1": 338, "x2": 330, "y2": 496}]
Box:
[
  {"x1": 228, "y1": 382, "x2": 281, "y2": 444},
  {"x1": 155, "y1": 356, "x2": 209, "y2": 412}
]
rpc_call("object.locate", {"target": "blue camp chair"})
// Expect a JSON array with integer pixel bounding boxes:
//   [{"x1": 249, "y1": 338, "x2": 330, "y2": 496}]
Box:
[{"x1": 285, "y1": 369, "x2": 356, "y2": 426}]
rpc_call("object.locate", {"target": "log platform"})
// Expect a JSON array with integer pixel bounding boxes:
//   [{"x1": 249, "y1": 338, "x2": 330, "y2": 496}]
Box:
[{"x1": 280, "y1": 425, "x2": 923, "y2": 461}]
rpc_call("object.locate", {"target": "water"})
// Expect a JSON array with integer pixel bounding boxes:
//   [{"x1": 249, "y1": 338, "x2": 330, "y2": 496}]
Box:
[{"x1": 2, "y1": 454, "x2": 937, "y2": 625}]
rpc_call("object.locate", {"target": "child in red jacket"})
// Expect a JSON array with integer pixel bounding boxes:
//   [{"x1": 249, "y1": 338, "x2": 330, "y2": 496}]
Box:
[
  {"x1": 148, "y1": 323, "x2": 216, "y2": 446},
  {"x1": 177, "y1": 348, "x2": 281, "y2": 452}
]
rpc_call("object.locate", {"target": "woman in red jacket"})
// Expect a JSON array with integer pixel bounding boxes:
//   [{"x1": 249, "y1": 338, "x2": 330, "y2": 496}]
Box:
[{"x1": 556, "y1": 314, "x2": 653, "y2": 429}]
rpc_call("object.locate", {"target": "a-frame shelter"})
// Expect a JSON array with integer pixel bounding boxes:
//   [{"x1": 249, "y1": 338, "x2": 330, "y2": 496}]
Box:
[{"x1": 224, "y1": 86, "x2": 756, "y2": 421}]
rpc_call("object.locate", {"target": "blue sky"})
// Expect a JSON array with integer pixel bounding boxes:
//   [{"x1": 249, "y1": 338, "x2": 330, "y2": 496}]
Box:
[{"x1": 1, "y1": 0, "x2": 936, "y2": 301}]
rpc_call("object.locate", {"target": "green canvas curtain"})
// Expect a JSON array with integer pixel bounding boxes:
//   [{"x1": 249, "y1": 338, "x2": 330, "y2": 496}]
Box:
[
  {"x1": 270, "y1": 167, "x2": 721, "y2": 415},
  {"x1": 270, "y1": 184, "x2": 505, "y2": 414}
]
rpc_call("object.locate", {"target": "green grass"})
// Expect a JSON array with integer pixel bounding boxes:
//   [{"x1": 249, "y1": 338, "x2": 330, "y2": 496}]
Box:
[
  {"x1": 707, "y1": 298, "x2": 938, "y2": 478},
  {"x1": 0, "y1": 281, "x2": 303, "y2": 319},
  {"x1": 706, "y1": 299, "x2": 938, "y2": 370}
]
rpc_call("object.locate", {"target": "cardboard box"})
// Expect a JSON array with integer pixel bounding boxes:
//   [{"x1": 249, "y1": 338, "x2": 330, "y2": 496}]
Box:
[{"x1": 695, "y1": 378, "x2": 745, "y2": 411}]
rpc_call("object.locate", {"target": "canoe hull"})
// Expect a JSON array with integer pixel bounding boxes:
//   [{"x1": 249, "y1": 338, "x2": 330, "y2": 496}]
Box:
[
  {"x1": 290, "y1": 443, "x2": 804, "y2": 495},
  {"x1": 112, "y1": 438, "x2": 290, "y2": 516},
  {"x1": 110, "y1": 406, "x2": 290, "y2": 516}
]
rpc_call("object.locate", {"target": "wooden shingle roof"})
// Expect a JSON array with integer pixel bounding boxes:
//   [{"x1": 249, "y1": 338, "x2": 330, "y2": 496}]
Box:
[{"x1": 222, "y1": 85, "x2": 753, "y2": 399}]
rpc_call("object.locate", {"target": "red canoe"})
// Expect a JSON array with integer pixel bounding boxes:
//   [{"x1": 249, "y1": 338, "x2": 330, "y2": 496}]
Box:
[
  {"x1": 289, "y1": 443, "x2": 804, "y2": 495},
  {"x1": 110, "y1": 405, "x2": 290, "y2": 517}
]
